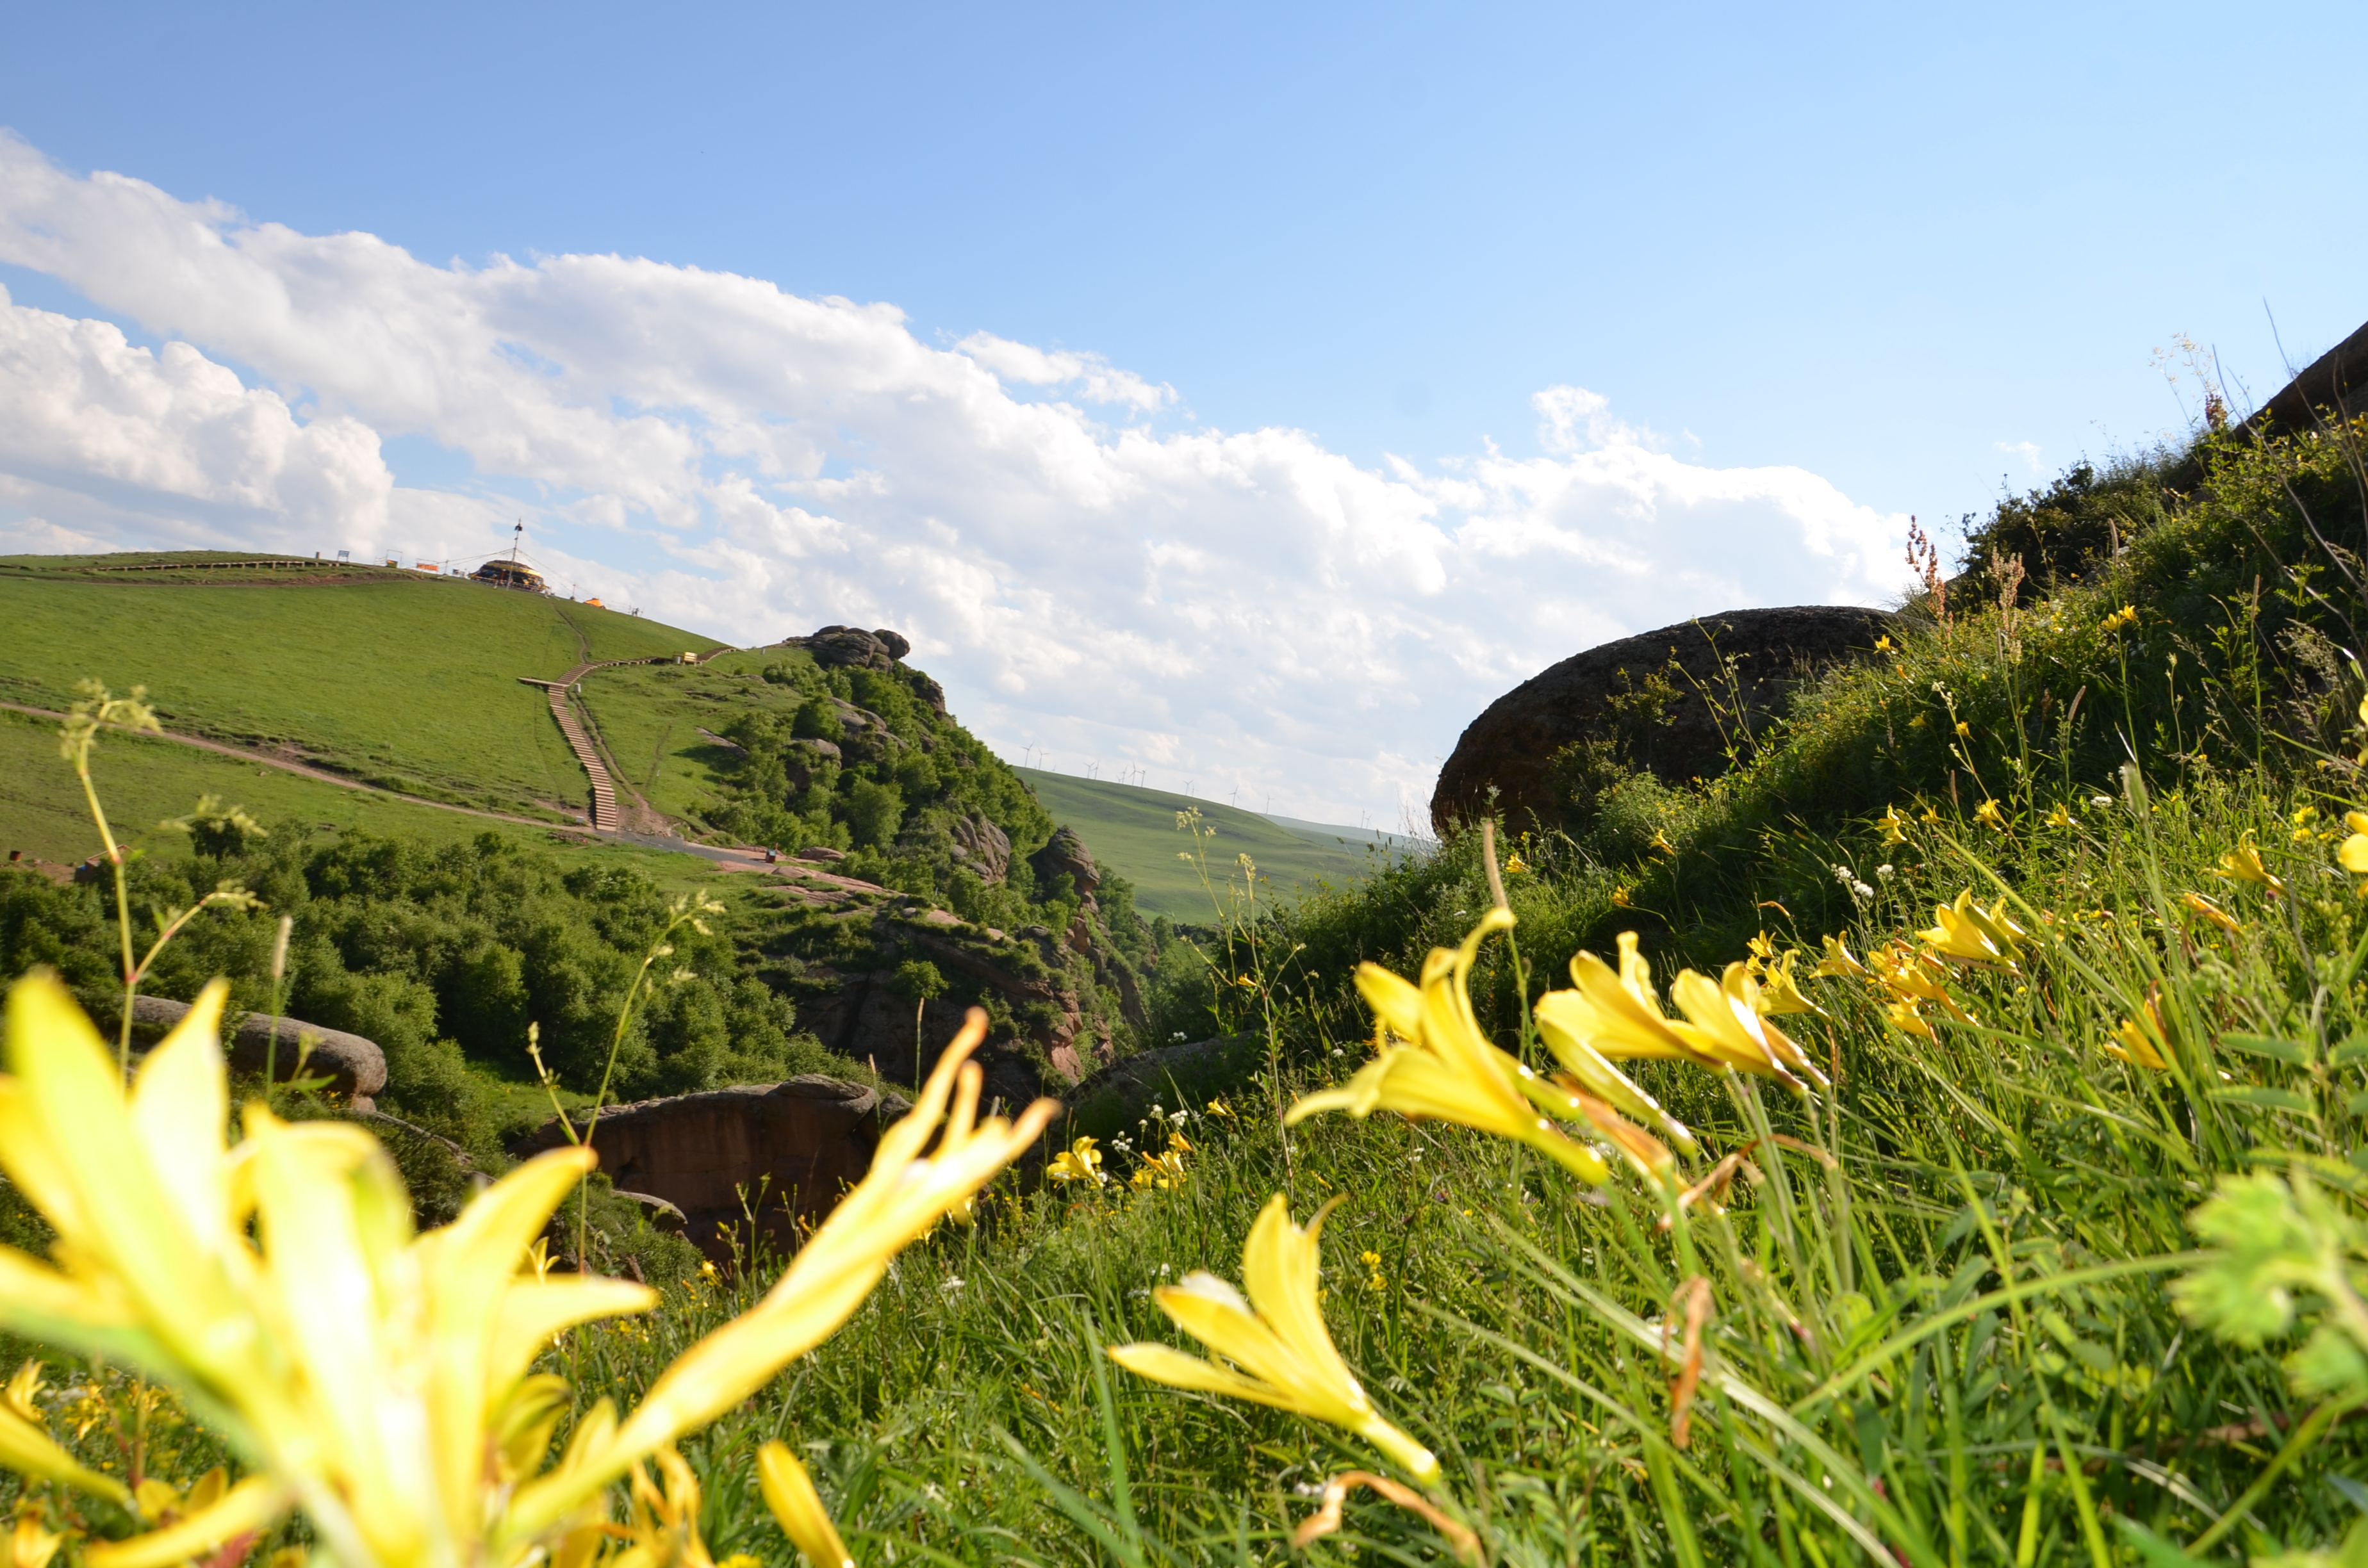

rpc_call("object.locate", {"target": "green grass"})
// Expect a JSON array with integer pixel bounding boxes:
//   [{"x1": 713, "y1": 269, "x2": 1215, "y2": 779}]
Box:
[
  {"x1": 1013, "y1": 768, "x2": 1387, "y2": 921},
  {"x1": 573, "y1": 649, "x2": 817, "y2": 828},
  {"x1": 0, "y1": 568, "x2": 723, "y2": 819},
  {"x1": 0, "y1": 706, "x2": 755, "y2": 901}
]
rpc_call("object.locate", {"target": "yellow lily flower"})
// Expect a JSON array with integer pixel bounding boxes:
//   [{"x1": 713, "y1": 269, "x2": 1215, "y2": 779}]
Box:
[
  {"x1": 2101, "y1": 604, "x2": 2138, "y2": 633},
  {"x1": 1288, "y1": 910, "x2": 1611, "y2": 1184},
  {"x1": 2044, "y1": 803, "x2": 2074, "y2": 828},
  {"x1": 1048, "y1": 1136, "x2": 1106, "y2": 1186},
  {"x1": 1866, "y1": 947, "x2": 1979, "y2": 1033},
  {"x1": 1879, "y1": 804, "x2": 1909, "y2": 845},
  {"x1": 0, "y1": 973, "x2": 1053, "y2": 1568},
  {"x1": 1529, "y1": 995, "x2": 1697, "y2": 1153},
  {"x1": 1502, "y1": 852, "x2": 1528, "y2": 876},
  {"x1": 1665, "y1": 965, "x2": 1826, "y2": 1088},
  {"x1": 1543, "y1": 938, "x2": 1824, "y2": 1088},
  {"x1": 1811, "y1": 934, "x2": 1868, "y2": 981},
  {"x1": 1753, "y1": 951, "x2": 1823, "y2": 1018},
  {"x1": 1550, "y1": 934, "x2": 1710, "y2": 1064},
  {"x1": 2337, "y1": 812, "x2": 2368, "y2": 895},
  {"x1": 2212, "y1": 834, "x2": 2287, "y2": 897},
  {"x1": 12, "y1": 1514, "x2": 62, "y2": 1568},
  {"x1": 1973, "y1": 799, "x2": 2005, "y2": 830},
  {"x1": 1916, "y1": 890, "x2": 2023, "y2": 967},
  {"x1": 759, "y1": 1442, "x2": 853, "y2": 1568},
  {"x1": 2103, "y1": 1002, "x2": 2172, "y2": 1071},
  {"x1": 1108, "y1": 1195, "x2": 1436, "y2": 1481}
]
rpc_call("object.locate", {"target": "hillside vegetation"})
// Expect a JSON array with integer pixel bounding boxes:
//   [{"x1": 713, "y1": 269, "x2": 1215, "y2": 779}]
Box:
[
  {"x1": 0, "y1": 553, "x2": 719, "y2": 818},
  {"x1": 13, "y1": 409, "x2": 2368, "y2": 1567}
]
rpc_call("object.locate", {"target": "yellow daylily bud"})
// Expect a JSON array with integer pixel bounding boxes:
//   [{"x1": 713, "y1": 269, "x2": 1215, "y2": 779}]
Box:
[
  {"x1": 1109, "y1": 1196, "x2": 1438, "y2": 1481},
  {"x1": 1292, "y1": 911, "x2": 1610, "y2": 1183},
  {"x1": 2179, "y1": 891, "x2": 2242, "y2": 933},
  {"x1": 759, "y1": 1442, "x2": 853, "y2": 1568},
  {"x1": 2103, "y1": 1009, "x2": 2171, "y2": 1071}
]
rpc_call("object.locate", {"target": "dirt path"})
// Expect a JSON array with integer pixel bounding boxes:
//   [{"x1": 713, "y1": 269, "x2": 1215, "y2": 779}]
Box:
[{"x1": 0, "y1": 699, "x2": 588, "y2": 835}]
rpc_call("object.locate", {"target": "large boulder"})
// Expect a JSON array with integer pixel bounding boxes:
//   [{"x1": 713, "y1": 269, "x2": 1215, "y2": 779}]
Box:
[
  {"x1": 797, "y1": 625, "x2": 905, "y2": 672},
  {"x1": 1433, "y1": 605, "x2": 1899, "y2": 834},
  {"x1": 513, "y1": 1076, "x2": 911, "y2": 1260},
  {"x1": 94, "y1": 993, "x2": 388, "y2": 1107}
]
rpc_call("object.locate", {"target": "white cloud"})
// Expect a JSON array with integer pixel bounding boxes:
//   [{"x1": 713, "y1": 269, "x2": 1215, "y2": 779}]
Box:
[
  {"x1": 1997, "y1": 439, "x2": 2044, "y2": 473},
  {"x1": 0, "y1": 285, "x2": 391, "y2": 548},
  {"x1": 0, "y1": 131, "x2": 1916, "y2": 824}
]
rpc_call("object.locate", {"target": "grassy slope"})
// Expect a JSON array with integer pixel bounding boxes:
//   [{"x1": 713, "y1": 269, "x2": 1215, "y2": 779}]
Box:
[
  {"x1": 572, "y1": 648, "x2": 817, "y2": 828},
  {"x1": 0, "y1": 569, "x2": 721, "y2": 819},
  {"x1": 0, "y1": 706, "x2": 750, "y2": 898},
  {"x1": 1012, "y1": 767, "x2": 1381, "y2": 920}
]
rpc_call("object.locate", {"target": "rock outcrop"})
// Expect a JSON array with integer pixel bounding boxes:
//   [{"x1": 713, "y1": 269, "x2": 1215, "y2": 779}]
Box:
[
  {"x1": 514, "y1": 1076, "x2": 910, "y2": 1259},
  {"x1": 1030, "y1": 826, "x2": 1100, "y2": 901},
  {"x1": 94, "y1": 993, "x2": 388, "y2": 1107},
  {"x1": 1433, "y1": 605, "x2": 1900, "y2": 834},
  {"x1": 950, "y1": 812, "x2": 1013, "y2": 882}
]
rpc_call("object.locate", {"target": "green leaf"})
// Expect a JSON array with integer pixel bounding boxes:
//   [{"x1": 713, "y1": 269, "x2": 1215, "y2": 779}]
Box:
[
  {"x1": 2171, "y1": 1173, "x2": 2319, "y2": 1346},
  {"x1": 2210, "y1": 1085, "x2": 2318, "y2": 1115},
  {"x1": 2331, "y1": 1029, "x2": 2368, "y2": 1066},
  {"x1": 2223, "y1": 1032, "x2": 2317, "y2": 1066}
]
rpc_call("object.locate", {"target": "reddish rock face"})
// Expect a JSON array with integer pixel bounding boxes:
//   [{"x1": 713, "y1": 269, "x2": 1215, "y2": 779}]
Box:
[{"x1": 515, "y1": 1075, "x2": 910, "y2": 1260}]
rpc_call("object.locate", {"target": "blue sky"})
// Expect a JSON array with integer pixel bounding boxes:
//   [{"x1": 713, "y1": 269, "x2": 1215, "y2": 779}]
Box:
[{"x1": 2, "y1": 1, "x2": 2364, "y2": 822}]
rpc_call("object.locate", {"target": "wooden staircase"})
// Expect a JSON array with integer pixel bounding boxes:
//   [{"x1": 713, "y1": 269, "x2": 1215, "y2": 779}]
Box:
[{"x1": 523, "y1": 669, "x2": 618, "y2": 829}]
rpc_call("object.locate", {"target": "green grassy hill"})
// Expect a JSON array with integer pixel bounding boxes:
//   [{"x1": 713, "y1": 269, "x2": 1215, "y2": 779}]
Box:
[
  {"x1": 0, "y1": 553, "x2": 722, "y2": 821},
  {"x1": 1011, "y1": 767, "x2": 1390, "y2": 920}
]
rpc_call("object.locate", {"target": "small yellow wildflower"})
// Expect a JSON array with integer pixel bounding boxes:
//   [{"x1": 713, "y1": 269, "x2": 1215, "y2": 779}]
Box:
[
  {"x1": 1108, "y1": 1195, "x2": 1438, "y2": 1480},
  {"x1": 2044, "y1": 803, "x2": 2073, "y2": 828},
  {"x1": 2290, "y1": 803, "x2": 2320, "y2": 844},
  {"x1": 2101, "y1": 605, "x2": 2138, "y2": 633},
  {"x1": 1874, "y1": 635, "x2": 1894, "y2": 653},
  {"x1": 1955, "y1": 721, "x2": 1973, "y2": 740},
  {"x1": 1649, "y1": 828, "x2": 1677, "y2": 858},
  {"x1": 1502, "y1": 853, "x2": 1528, "y2": 876},
  {"x1": 2212, "y1": 834, "x2": 2286, "y2": 897},
  {"x1": 1610, "y1": 885, "x2": 1633, "y2": 908},
  {"x1": 1973, "y1": 799, "x2": 2005, "y2": 830},
  {"x1": 1920, "y1": 806, "x2": 1942, "y2": 824},
  {"x1": 1879, "y1": 804, "x2": 1909, "y2": 844}
]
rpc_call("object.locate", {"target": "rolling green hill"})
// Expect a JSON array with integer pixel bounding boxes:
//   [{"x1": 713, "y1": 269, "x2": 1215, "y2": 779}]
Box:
[
  {"x1": 1010, "y1": 767, "x2": 1392, "y2": 920},
  {"x1": 0, "y1": 553, "x2": 722, "y2": 821}
]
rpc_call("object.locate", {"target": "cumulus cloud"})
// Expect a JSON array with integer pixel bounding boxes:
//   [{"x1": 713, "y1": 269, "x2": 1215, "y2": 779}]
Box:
[
  {"x1": 0, "y1": 285, "x2": 391, "y2": 549},
  {"x1": 0, "y1": 131, "x2": 1914, "y2": 824}
]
